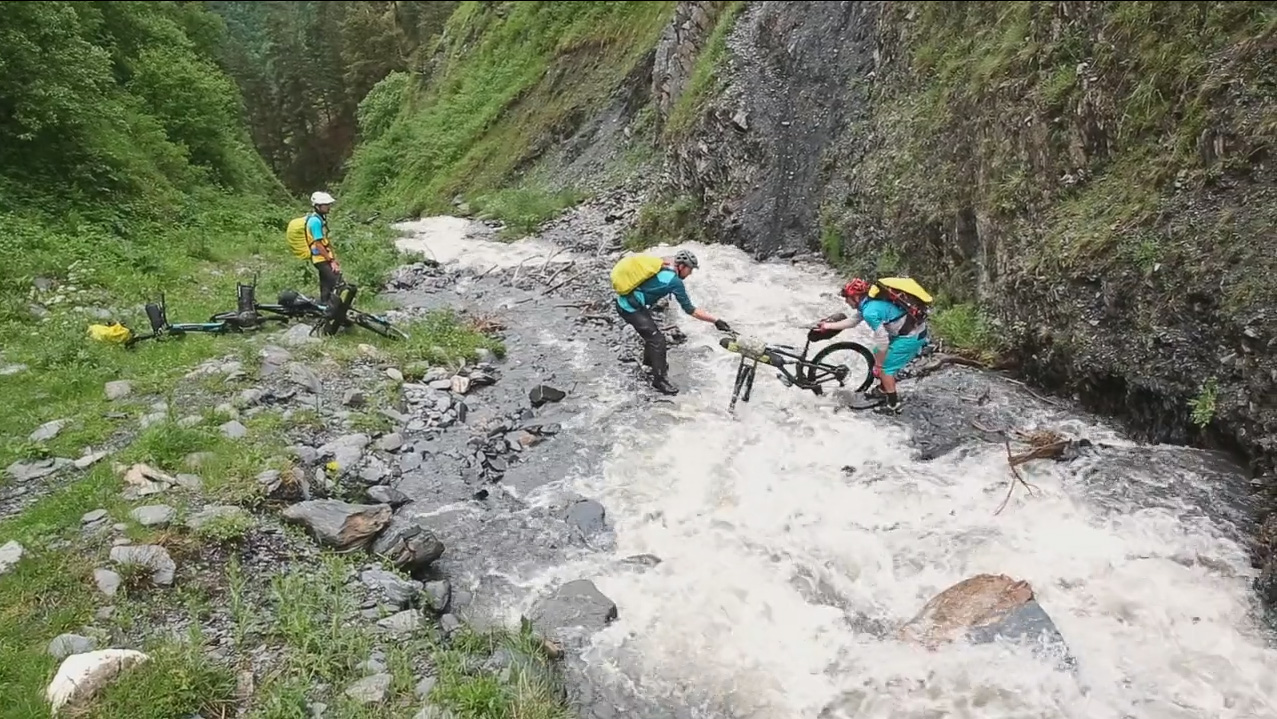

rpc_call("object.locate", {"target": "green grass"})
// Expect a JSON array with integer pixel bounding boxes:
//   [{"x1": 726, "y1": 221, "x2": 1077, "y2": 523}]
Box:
[
  {"x1": 429, "y1": 623, "x2": 572, "y2": 719},
  {"x1": 663, "y1": 1, "x2": 747, "y2": 138},
  {"x1": 839, "y1": 1, "x2": 1277, "y2": 312},
  {"x1": 342, "y1": 1, "x2": 676, "y2": 216},
  {"x1": 624, "y1": 193, "x2": 705, "y2": 251},
  {"x1": 0, "y1": 301, "x2": 518, "y2": 718},
  {"x1": 470, "y1": 185, "x2": 587, "y2": 240},
  {"x1": 928, "y1": 302, "x2": 1005, "y2": 361}
]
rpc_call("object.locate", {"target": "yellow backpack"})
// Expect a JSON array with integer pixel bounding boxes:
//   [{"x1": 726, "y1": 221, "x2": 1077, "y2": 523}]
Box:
[
  {"x1": 610, "y1": 254, "x2": 665, "y2": 295},
  {"x1": 867, "y1": 276, "x2": 933, "y2": 334},
  {"x1": 286, "y1": 214, "x2": 314, "y2": 260}
]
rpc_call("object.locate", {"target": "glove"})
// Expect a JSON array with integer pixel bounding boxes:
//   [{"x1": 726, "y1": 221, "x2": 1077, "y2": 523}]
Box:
[{"x1": 714, "y1": 319, "x2": 732, "y2": 332}]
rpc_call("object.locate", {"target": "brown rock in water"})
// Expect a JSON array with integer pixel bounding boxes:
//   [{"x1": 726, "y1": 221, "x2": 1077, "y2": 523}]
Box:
[{"x1": 898, "y1": 573, "x2": 1035, "y2": 649}]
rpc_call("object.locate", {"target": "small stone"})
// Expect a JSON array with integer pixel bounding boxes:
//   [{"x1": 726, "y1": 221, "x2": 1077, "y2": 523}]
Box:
[
  {"x1": 29, "y1": 419, "x2": 69, "y2": 443},
  {"x1": 344, "y1": 673, "x2": 393, "y2": 705},
  {"x1": 367, "y1": 486, "x2": 410, "y2": 508},
  {"x1": 104, "y1": 381, "x2": 132, "y2": 401},
  {"x1": 109, "y1": 545, "x2": 176, "y2": 586},
  {"x1": 361, "y1": 568, "x2": 422, "y2": 608},
  {"x1": 423, "y1": 580, "x2": 451, "y2": 614},
  {"x1": 429, "y1": 379, "x2": 452, "y2": 391},
  {"x1": 414, "y1": 675, "x2": 437, "y2": 699},
  {"x1": 450, "y1": 375, "x2": 471, "y2": 395},
  {"x1": 48, "y1": 634, "x2": 96, "y2": 660},
  {"x1": 129, "y1": 505, "x2": 175, "y2": 528},
  {"x1": 376, "y1": 608, "x2": 422, "y2": 636},
  {"x1": 219, "y1": 420, "x2": 248, "y2": 439},
  {"x1": 528, "y1": 385, "x2": 566, "y2": 407},
  {"x1": 81, "y1": 509, "x2": 108, "y2": 525},
  {"x1": 74, "y1": 451, "x2": 109, "y2": 470},
  {"x1": 0, "y1": 541, "x2": 25, "y2": 575},
  {"x1": 377, "y1": 433, "x2": 404, "y2": 452},
  {"x1": 343, "y1": 390, "x2": 366, "y2": 408},
  {"x1": 94, "y1": 569, "x2": 122, "y2": 597},
  {"x1": 386, "y1": 368, "x2": 404, "y2": 382}
]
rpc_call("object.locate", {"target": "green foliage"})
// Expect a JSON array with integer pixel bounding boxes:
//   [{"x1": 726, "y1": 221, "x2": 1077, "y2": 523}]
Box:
[
  {"x1": 0, "y1": 1, "x2": 280, "y2": 215},
  {"x1": 343, "y1": 1, "x2": 676, "y2": 216},
  {"x1": 471, "y1": 185, "x2": 586, "y2": 239},
  {"x1": 79, "y1": 635, "x2": 239, "y2": 719},
  {"x1": 357, "y1": 71, "x2": 414, "y2": 144},
  {"x1": 929, "y1": 303, "x2": 1004, "y2": 359},
  {"x1": 863, "y1": 1, "x2": 1276, "y2": 274},
  {"x1": 207, "y1": 1, "x2": 457, "y2": 193},
  {"x1": 429, "y1": 624, "x2": 572, "y2": 719},
  {"x1": 1190, "y1": 376, "x2": 1220, "y2": 428},
  {"x1": 625, "y1": 194, "x2": 705, "y2": 251}
]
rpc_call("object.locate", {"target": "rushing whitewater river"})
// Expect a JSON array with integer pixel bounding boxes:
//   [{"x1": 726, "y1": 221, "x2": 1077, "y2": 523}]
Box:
[{"x1": 394, "y1": 215, "x2": 1277, "y2": 719}]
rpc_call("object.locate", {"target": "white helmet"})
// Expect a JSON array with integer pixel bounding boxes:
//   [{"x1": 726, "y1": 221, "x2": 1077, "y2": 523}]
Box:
[{"x1": 310, "y1": 191, "x2": 335, "y2": 206}]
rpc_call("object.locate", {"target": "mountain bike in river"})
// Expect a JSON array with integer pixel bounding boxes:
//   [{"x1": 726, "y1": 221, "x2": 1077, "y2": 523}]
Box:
[{"x1": 717, "y1": 314, "x2": 876, "y2": 413}]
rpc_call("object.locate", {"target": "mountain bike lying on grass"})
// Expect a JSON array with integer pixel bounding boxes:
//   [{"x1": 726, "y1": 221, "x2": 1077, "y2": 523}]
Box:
[
  {"x1": 123, "y1": 292, "x2": 251, "y2": 348},
  {"x1": 717, "y1": 313, "x2": 876, "y2": 413},
  {"x1": 208, "y1": 278, "x2": 409, "y2": 341}
]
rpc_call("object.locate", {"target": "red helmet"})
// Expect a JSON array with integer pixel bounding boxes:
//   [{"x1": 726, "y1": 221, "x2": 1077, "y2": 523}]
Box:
[{"x1": 840, "y1": 278, "x2": 870, "y2": 299}]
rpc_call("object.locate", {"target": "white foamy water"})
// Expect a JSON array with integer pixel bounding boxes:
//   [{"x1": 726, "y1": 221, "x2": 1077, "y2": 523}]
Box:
[
  {"x1": 393, "y1": 217, "x2": 574, "y2": 270},
  {"x1": 395, "y1": 219, "x2": 1277, "y2": 719},
  {"x1": 565, "y1": 241, "x2": 1277, "y2": 718}
]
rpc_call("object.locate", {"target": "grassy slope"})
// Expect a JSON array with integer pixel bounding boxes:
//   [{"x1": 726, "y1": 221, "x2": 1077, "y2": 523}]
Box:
[
  {"x1": 341, "y1": 0, "x2": 676, "y2": 220},
  {"x1": 0, "y1": 3, "x2": 529, "y2": 716}
]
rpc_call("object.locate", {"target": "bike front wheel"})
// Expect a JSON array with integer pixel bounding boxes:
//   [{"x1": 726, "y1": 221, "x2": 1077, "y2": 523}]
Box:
[
  {"x1": 348, "y1": 309, "x2": 409, "y2": 341},
  {"x1": 805, "y1": 341, "x2": 875, "y2": 393}
]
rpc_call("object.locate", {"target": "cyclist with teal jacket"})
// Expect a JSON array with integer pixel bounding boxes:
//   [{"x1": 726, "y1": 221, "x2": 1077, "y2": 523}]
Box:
[
  {"x1": 615, "y1": 249, "x2": 732, "y2": 396},
  {"x1": 814, "y1": 277, "x2": 930, "y2": 414}
]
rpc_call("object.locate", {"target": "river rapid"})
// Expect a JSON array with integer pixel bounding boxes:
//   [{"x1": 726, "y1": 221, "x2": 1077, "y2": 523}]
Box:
[{"x1": 392, "y1": 214, "x2": 1277, "y2": 719}]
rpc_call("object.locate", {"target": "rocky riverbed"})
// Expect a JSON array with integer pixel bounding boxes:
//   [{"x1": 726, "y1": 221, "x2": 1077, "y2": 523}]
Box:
[{"x1": 5, "y1": 187, "x2": 1273, "y2": 718}]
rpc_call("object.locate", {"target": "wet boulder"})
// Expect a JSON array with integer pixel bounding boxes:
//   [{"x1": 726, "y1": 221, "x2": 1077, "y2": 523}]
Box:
[{"x1": 898, "y1": 573, "x2": 1075, "y2": 671}]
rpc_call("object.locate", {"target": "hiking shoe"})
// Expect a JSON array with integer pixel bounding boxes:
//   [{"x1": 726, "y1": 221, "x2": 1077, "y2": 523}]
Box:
[
  {"x1": 875, "y1": 398, "x2": 904, "y2": 416},
  {"x1": 652, "y1": 376, "x2": 679, "y2": 396}
]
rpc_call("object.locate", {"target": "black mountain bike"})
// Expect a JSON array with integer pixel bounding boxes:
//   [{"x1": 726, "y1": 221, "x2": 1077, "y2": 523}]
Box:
[
  {"x1": 124, "y1": 293, "x2": 249, "y2": 348},
  {"x1": 209, "y1": 277, "x2": 408, "y2": 341},
  {"x1": 718, "y1": 313, "x2": 876, "y2": 412}
]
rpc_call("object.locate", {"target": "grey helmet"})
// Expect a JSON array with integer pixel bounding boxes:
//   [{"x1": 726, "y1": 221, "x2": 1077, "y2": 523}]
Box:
[{"x1": 673, "y1": 249, "x2": 699, "y2": 269}]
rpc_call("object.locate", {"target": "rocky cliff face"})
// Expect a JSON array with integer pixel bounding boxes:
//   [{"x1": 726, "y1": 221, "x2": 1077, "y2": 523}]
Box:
[{"x1": 644, "y1": 1, "x2": 1276, "y2": 484}]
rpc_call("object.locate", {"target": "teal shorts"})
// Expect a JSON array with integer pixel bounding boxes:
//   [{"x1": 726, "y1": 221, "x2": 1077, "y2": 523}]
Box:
[{"x1": 879, "y1": 335, "x2": 926, "y2": 377}]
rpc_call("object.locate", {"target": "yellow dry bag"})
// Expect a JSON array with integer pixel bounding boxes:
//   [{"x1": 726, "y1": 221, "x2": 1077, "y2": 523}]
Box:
[
  {"x1": 610, "y1": 254, "x2": 665, "y2": 295},
  {"x1": 87, "y1": 322, "x2": 133, "y2": 344}
]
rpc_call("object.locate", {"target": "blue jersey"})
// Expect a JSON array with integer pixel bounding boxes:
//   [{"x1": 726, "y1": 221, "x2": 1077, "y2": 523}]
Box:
[{"x1": 616, "y1": 268, "x2": 697, "y2": 315}]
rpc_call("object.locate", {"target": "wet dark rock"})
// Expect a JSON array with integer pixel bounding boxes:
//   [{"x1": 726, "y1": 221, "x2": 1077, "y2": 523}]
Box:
[
  {"x1": 371, "y1": 515, "x2": 445, "y2": 575},
  {"x1": 359, "y1": 565, "x2": 422, "y2": 607},
  {"x1": 528, "y1": 579, "x2": 618, "y2": 638},
  {"x1": 366, "y1": 486, "x2": 410, "y2": 508},
  {"x1": 281, "y1": 500, "x2": 392, "y2": 552},
  {"x1": 565, "y1": 499, "x2": 608, "y2": 537},
  {"x1": 528, "y1": 385, "x2": 566, "y2": 407}
]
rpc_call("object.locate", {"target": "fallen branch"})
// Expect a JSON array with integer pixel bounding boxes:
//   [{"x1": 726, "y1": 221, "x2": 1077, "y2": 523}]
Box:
[
  {"x1": 542, "y1": 270, "x2": 585, "y2": 296},
  {"x1": 1003, "y1": 378, "x2": 1063, "y2": 407},
  {"x1": 1008, "y1": 440, "x2": 1071, "y2": 466},
  {"x1": 510, "y1": 255, "x2": 543, "y2": 287},
  {"x1": 906, "y1": 353, "x2": 991, "y2": 380},
  {"x1": 540, "y1": 247, "x2": 567, "y2": 275},
  {"x1": 542, "y1": 260, "x2": 575, "y2": 289},
  {"x1": 994, "y1": 440, "x2": 1040, "y2": 516}
]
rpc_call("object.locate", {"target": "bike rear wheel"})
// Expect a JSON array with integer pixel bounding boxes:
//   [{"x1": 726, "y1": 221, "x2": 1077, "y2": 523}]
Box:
[
  {"x1": 805, "y1": 341, "x2": 875, "y2": 393},
  {"x1": 348, "y1": 309, "x2": 409, "y2": 341}
]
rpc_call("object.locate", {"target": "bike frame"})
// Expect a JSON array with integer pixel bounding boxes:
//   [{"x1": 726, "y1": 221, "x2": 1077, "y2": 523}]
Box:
[
  {"x1": 125, "y1": 293, "x2": 239, "y2": 347},
  {"x1": 724, "y1": 334, "x2": 851, "y2": 412}
]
